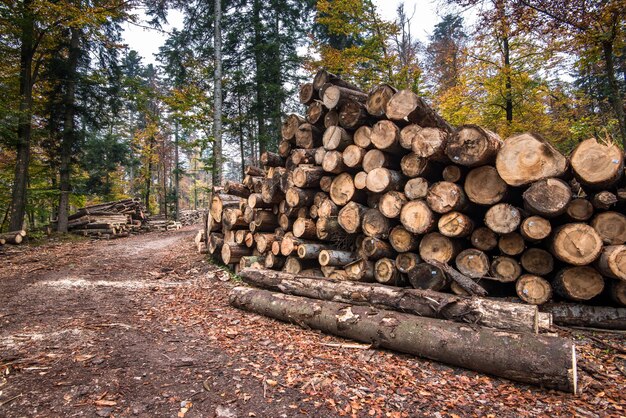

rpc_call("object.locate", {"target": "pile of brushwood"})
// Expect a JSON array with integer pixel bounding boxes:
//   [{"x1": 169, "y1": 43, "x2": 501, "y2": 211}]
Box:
[{"x1": 204, "y1": 69, "x2": 626, "y2": 393}]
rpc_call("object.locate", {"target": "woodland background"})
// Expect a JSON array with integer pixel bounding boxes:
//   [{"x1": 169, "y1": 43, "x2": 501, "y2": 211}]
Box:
[{"x1": 0, "y1": 0, "x2": 624, "y2": 232}]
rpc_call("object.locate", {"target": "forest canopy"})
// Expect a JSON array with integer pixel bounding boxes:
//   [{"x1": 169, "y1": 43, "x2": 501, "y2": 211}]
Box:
[{"x1": 0, "y1": 0, "x2": 624, "y2": 232}]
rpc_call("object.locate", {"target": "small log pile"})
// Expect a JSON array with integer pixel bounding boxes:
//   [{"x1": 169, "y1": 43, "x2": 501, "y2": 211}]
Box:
[
  {"x1": 0, "y1": 230, "x2": 27, "y2": 246},
  {"x1": 144, "y1": 214, "x2": 182, "y2": 232},
  {"x1": 206, "y1": 69, "x2": 626, "y2": 329},
  {"x1": 67, "y1": 198, "x2": 145, "y2": 238},
  {"x1": 179, "y1": 209, "x2": 207, "y2": 226}
]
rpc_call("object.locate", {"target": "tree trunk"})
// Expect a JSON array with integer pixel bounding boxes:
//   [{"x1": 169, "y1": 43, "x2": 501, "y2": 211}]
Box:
[
  {"x1": 213, "y1": 0, "x2": 223, "y2": 185},
  {"x1": 455, "y1": 249, "x2": 489, "y2": 278},
  {"x1": 520, "y1": 248, "x2": 554, "y2": 276},
  {"x1": 484, "y1": 203, "x2": 521, "y2": 234},
  {"x1": 366, "y1": 84, "x2": 396, "y2": 117},
  {"x1": 516, "y1": 274, "x2": 552, "y2": 305},
  {"x1": 426, "y1": 181, "x2": 466, "y2": 214},
  {"x1": 438, "y1": 211, "x2": 473, "y2": 238},
  {"x1": 595, "y1": 245, "x2": 626, "y2": 280},
  {"x1": 602, "y1": 40, "x2": 626, "y2": 148},
  {"x1": 498, "y1": 232, "x2": 525, "y2": 256},
  {"x1": 400, "y1": 200, "x2": 435, "y2": 234},
  {"x1": 520, "y1": 216, "x2": 552, "y2": 242},
  {"x1": 490, "y1": 256, "x2": 522, "y2": 283},
  {"x1": 9, "y1": 0, "x2": 34, "y2": 231},
  {"x1": 229, "y1": 288, "x2": 576, "y2": 392},
  {"x1": 362, "y1": 237, "x2": 396, "y2": 259},
  {"x1": 57, "y1": 27, "x2": 80, "y2": 233},
  {"x1": 404, "y1": 177, "x2": 429, "y2": 200},
  {"x1": 464, "y1": 165, "x2": 507, "y2": 205}
]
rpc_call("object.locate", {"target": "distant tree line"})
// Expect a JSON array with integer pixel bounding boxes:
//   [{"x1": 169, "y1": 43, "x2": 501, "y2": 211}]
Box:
[{"x1": 0, "y1": 0, "x2": 624, "y2": 232}]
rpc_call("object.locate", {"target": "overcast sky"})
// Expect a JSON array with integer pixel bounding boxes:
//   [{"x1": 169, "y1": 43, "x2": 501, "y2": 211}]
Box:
[{"x1": 121, "y1": 1, "x2": 447, "y2": 65}]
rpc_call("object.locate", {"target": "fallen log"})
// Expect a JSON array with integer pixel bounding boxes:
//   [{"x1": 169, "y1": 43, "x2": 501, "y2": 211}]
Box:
[
  {"x1": 230, "y1": 286, "x2": 576, "y2": 393},
  {"x1": 541, "y1": 303, "x2": 626, "y2": 330},
  {"x1": 237, "y1": 268, "x2": 552, "y2": 333}
]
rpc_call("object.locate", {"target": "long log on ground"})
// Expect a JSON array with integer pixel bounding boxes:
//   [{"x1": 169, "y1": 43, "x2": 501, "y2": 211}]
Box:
[
  {"x1": 238, "y1": 268, "x2": 552, "y2": 334},
  {"x1": 230, "y1": 286, "x2": 576, "y2": 392},
  {"x1": 541, "y1": 303, "x2": 626, "y2": 330}
]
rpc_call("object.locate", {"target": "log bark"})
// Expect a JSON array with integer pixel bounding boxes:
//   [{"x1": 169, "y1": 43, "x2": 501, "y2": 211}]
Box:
[
  {"x1": 222, "y1": 244, "x2": 253, "y2": 264},
  {"x1": 385, "y1": 90, "x2": 453, "y2": 132},
  {"x1": 319, "y1": 249, "x2": 358, "y2": 266},
  {"x1": 551, "y1": 223, "x2": 603, "y2": 266},
  {"x1": 400, "y1": 200, "x2": 435, "y2": 234},
  {"x1": 313, "y1": 69, "x2": 361, "y2": 91},
  {"x1": 591, "y1": 191, "x2": 618, "y2": 210},
  {"x1": 484, "y1": 203, "x2": 521, "y2": 234},
  {"x1": 553, "y1": 267, "x2": 605, "y2": 302},
  {"x1": 323, "y1": 84, "x2": 368, "y2": 109},
  {"x1": 591, "y1": 211, "x2": 626, "y2": 245},
  {"x1": 223, "y1": 181, "x2": 251, "y2": 198},
  {"x1": 516, "y1": 274, "x2": 552, "y2": 305},
  {"x1": 286, "y1": 187, "x2": 316, "y2": 208},
  {"x1": 570, "y1": 137, "x2": 624, "y2": 189},
  {"x1": 523, "y1": 178, "x2": 572, "y2": 218},
  {"x1": 520, "y1": 248, "x2": 554, "y2": 276},
  {"x1": 495, "y1": 133, "x2": 569, "y2": 187},
  {"x1": 297, "y1": 243, "x2": 330, "y2": 260},
  {"x1": 344, "y1": 259, "x2": 376, "y2": 282},
  {"x1": 464, "y1": 166, "x2": 507, "y2": 205},
  {"x1": 426, "y1": 181, "x2": 466, "y2": 214},
  {"x1": 260, "y1": 151, "x2": 285, "y2": 167},
  {"x1": 230, "y1": 287, "x2": 576, "y2": 392},
  {"x1": 445, "y1": 125, "x2": 502, "y2": 167},
  {"x1": 595, "y1": 245, "x2": 626, "y2": 280},
  {"x1": 238, "y1": 268, "x2": 552, "y2": 333},
  {"x1": 541, "y1": 303, "x2": 626, "y2": 330}
]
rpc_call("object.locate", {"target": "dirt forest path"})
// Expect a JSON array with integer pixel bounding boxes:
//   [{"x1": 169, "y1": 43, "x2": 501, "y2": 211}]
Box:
[{"x1": 1, "y1": 229, "x2": 624, "y2": 417}]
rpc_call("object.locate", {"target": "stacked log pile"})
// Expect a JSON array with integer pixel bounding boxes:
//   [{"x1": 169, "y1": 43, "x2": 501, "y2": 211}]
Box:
[
  {"x1": 179, "y1": 209, "x2": 207, "y2": 226},
  {"x1": 67, "y1": 198, "x2": 145, "y2": 238},
  {"x1": 144, "y1": 215, "x2": 182, "y2": 232},
  {"x1": 0, "y1": 230, "x2": 27, "y2": 246},
  {"x1": 198, "y1": 69, "x2": 626, "y2": 392},
  {"x1": 205, "y1": 69, "x2": 625, "y2": 327}
]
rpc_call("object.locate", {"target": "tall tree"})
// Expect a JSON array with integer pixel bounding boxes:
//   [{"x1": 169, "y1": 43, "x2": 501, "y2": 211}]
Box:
[{"x1": 213, "y1": 0, "x2": 223, "y2": 185}]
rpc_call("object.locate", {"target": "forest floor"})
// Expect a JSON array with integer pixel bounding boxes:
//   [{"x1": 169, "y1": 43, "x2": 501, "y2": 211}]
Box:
[{"x1": 0, "y1": 227, "x2": 624, "y2": 418}]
